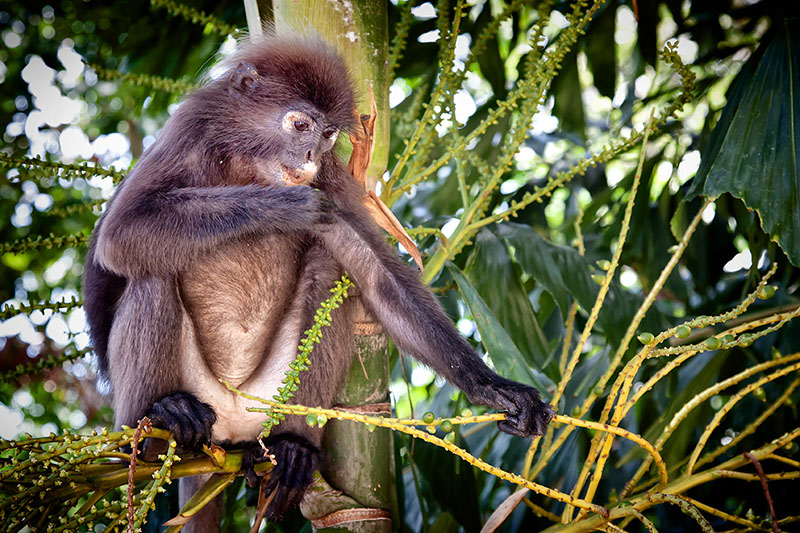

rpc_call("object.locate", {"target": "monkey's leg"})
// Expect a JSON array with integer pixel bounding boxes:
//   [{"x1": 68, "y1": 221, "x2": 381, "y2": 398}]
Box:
[
  {"x1": 320, "y1": 210, "x2": 554, "y2": 437},
  {"x1": 95, "y1": 184, "x2": 334, "y2": 278},
  {"x1": 107, "y1": 278, "x2": 184, "y2": 428},
  {"x1": 241, "y1": 242, "x2": 355, "y2": 521},
  {"x1": 108, "y1": 278, "x2": 217, "y2": 460}
]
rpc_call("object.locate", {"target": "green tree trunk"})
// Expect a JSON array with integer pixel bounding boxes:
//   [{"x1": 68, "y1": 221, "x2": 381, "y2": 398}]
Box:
[{"x1": 272, "y1": 2, "x2": 395, "y2": 532}]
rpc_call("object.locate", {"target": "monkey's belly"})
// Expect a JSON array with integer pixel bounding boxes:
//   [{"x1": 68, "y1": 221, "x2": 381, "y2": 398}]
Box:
[{"x1": 179, "y1": 235, "x2": 303, "y2": 386}]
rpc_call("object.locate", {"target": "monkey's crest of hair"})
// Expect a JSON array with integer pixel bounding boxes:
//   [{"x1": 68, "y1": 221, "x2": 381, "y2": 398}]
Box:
[{"x1": 220, "y1": 36, "x2": 356, "y2": 131}]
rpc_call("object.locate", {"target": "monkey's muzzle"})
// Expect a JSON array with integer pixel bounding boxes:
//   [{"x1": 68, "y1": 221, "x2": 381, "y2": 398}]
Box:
[{"x1": 281, "y1": 162, "x2": 317, "y2": 186}]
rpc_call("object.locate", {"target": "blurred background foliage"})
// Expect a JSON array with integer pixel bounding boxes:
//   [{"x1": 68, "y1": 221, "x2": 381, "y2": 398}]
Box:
[{"x1": 1, "y1": 0, "x2": 799, "y2": 531}]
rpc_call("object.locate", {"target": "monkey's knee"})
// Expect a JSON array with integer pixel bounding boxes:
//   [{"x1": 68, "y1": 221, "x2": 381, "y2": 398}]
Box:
[{"x1": 140, "y1": 391, "x2": 216, "y2": 460}]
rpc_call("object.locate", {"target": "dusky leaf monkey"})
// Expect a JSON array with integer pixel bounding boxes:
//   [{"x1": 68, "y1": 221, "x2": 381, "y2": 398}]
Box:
[{"x1": 83, "y1": 36, "x2": 553, "y2": 530}]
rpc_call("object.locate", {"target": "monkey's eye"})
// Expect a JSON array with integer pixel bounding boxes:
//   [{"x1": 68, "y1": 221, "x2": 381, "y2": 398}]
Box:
[
  {"x1": 322, "y1": 128, "x2": 337, "y2": 139},
  {"x1": 294, "y1": 121, "x2": 309, "y2": 132}
]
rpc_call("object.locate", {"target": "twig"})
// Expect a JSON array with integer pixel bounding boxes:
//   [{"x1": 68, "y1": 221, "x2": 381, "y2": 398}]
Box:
[
  {"x1": 128, "y1": 417, "x2": 152, "y2": 533},
  {"x1": 744, "y1": 452, "x2": 781, "y2": 533}
]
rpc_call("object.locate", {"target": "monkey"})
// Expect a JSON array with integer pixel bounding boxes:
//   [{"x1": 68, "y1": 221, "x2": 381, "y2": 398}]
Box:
[{"x1": 83, "y1": 36, "x2": 554, "y2": 530}]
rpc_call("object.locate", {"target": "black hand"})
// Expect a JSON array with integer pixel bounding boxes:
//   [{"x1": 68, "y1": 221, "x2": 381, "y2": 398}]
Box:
[
  {"x1": 140, "y1": 392, "x2": 216, "y2": 460},
  {"x1": 469, "y1": 377, "x2": 554, "y2": 437}
]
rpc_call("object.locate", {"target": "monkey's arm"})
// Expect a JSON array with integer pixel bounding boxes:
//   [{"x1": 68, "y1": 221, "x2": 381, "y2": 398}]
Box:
[
  {"x1": 319, "y1": 199, "x2": 553, "y2": 437},
  {"x1": 95, "y1": 183, "x2": 331, "y2": 278}
]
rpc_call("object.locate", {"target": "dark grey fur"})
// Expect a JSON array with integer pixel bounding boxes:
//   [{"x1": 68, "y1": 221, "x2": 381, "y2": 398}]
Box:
[{"x1": 84, "y1": 37, "x2": 553, "y2": 531}]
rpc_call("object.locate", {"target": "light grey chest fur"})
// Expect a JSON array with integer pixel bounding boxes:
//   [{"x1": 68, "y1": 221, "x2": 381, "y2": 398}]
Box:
[
  {"x1": 179, "y1": 234, "x2": 303, "y2": 386},
  {"x1": 177, "y1": 234, "x2": 310, "y2": 441}
]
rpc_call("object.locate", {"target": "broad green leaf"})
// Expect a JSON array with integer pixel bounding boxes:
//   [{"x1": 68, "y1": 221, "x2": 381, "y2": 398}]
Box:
[
  {"x1": 464, "y1": 229, "x2": 552, "y2": 371},
  {"x1": 670, "y1": 200, "x2": 689, "y2": 243},
  {"x1": 497, "y1": 223, "x2": 646, "y2": 346},
  {"x1": 447, "y1": 263, "x2": 554, "y2": 392},
  {"x1": 495, "y1": 223, "x2": 570, "y2": 314},
  {"x1": 688, "y1": 19, "x2": 800, "y2": 265}
]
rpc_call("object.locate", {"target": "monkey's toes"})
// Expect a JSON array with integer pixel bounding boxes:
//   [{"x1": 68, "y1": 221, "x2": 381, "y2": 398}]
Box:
[
  {"x1": 259, "y1": 433, "x2": 320, "y2": 520},
  {"x1": 142, "y1": 392, "x2": 216, "y2": 458}
]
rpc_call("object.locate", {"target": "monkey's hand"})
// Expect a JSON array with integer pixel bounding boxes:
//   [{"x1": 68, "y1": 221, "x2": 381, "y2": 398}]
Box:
[
  {"x1": 468, "y1": 376, "x2": 554, "y2": 437},
  {"x1": 283, "y1": 187, "x2": 336, "y2": 232},
  {"x1": 241, "y1": 433, "x2": 319, "y2": 521},
  {"x1": 139, "y1": 392, "x2": 216, "y2": 461}
]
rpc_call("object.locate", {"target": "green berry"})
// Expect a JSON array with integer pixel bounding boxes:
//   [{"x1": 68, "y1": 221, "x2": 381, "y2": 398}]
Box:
[
  {"x1": 705, "y1": 337, "x2": 721, "y2": 350},
  {"x1": 460, "y1": 408, "x2": 473, "y2": 417},
  {"x1": 753, "y1": 387, "x2": 766, "y2": 401},
  {"x1": 675, "y1": 325, "x2": 691, "y2": 339},
  {"x1": 637, "y1": 332, "x2": 654, "y2": 344},
  {"x1": 597, "y1": 259, "x2": 611, "y2": 271},
  {"x1": 366, "y1": 424, "x2": 377, "y2": 433},
  {"x1": 759, "y1": 285, "x2": 777, "y2": 299},
  {"x1": 440, "y1": 420, "x2": 453, "y2": 433},
  {"x1": 591, "y1": 274, "x2": 605, "y2": 285},
  {"x1": 316, "y1": 414, "x2": 328, "y2": 427},
  {"x1": 426, "y1": 425, "x2": 436, "y2": 434},
  {"x1": 740, "y1": 333, "x2": 753, "y2": 347},
  {"x1": 443, "y1": 431, "x2": 456, "y2": 444},
  {"x1": 422, "y1": 411, "x2": 435, "y2": 424},
  {"x1": 306, "y1": 414, "x2": 318, "y2": 426}
]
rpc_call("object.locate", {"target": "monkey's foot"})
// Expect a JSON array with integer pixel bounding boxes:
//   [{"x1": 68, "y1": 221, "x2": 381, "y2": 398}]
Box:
[
  {"x1": 242, "y1": 433, "x2": 319, "y2": 521},
  {"x1": 471, "y1": 377, "x2": 555, "y2": 437},
  {"x1": 140, "y1": 392, "x2": 216, "y2": 460}
]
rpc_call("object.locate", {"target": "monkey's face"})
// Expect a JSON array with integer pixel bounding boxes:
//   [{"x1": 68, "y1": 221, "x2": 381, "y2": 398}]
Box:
[{"x1": 276, "y1": 109, "x2": 339, "y2": 186}]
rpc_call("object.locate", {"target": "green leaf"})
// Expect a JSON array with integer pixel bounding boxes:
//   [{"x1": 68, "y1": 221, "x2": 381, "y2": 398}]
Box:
[
  {"x1": 497, "y1": 223, "x2": 645, "y2": 346},
  {"x1": 464, "y1": 229, "x2": 552, "y2": 371},
  {"x1": 670, "y1": 199, "x2": 689, "y2": 243},
  {"x1": 688, "y1": 20, "x2": 800, "y2": 265},
  {"x1": 447, "y1": 263, "x2": 554, "y2": 392},
  {"x1": 495, "y1": 223, "x2": 570, "y2": 314},
  {"x1": 584, "y1": 4, "x2": 616, "y2": 98},
  {"x1": 413, "y1": 439, "x2": 480, "y2": 532},
  {"x1": 551, "y1": 49, "x2": 586, "y2": 142}
]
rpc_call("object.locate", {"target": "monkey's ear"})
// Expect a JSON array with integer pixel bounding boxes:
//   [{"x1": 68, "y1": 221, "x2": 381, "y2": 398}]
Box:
[{"x1": 229, "y1": 62, "x2": 260, "y2": 98}]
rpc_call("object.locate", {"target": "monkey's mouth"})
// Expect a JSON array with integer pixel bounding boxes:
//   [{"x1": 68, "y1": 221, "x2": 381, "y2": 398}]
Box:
[{"x1": 281, "y1": 164, "x2": 316, "y2": 186}]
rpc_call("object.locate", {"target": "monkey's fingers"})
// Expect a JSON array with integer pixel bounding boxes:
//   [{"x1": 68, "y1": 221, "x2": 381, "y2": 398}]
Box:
[
  {"x1": 145, "y1": 392, "x2": 216, "y2": 453},
  {"x1": 496, "y1": 387, "x2": 554, "y2": 437}
]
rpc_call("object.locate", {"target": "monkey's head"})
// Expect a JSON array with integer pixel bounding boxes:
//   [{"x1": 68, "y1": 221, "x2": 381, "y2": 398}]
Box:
[{"x1": 219, "y1": 38, "x2": 357, "y2": 186}]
